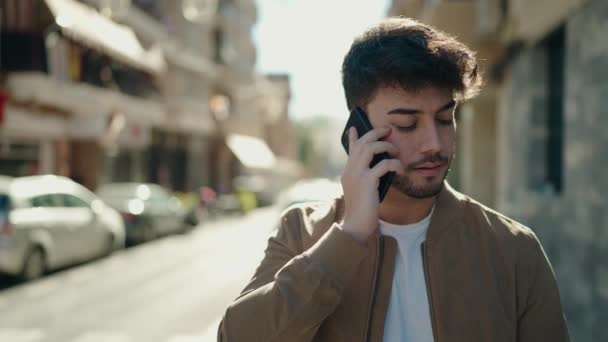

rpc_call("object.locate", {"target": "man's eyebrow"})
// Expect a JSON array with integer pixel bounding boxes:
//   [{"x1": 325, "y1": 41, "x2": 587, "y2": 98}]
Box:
[
  {"x1": 387, "y1": 99, "x2": 457, "y2": 116},
  {"x1": 386, "y1": 107, "x2": 421, "y2": 115}
]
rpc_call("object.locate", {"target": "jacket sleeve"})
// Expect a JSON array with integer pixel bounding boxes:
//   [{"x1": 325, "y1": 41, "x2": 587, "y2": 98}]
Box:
[
  {"x1": 217, "y1": 208, "x2": 368, "y2": 342},
  {"x1": 516, "y1": 232, "x2": 570, "y2": 342}
]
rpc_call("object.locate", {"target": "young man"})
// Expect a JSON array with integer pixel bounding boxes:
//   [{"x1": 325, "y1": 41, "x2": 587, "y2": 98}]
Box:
[{"x1": 218, "y1": 18, "x2": 570, "y2": 342}]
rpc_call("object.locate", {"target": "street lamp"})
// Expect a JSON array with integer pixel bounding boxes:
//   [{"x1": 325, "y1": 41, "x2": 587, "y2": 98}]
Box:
[
  {"x1": 182, "y1": 0, "x2": 218, "y2": 23},
  {"x1": 210, "y1": 94, "x2": 231, "y2": 122}
]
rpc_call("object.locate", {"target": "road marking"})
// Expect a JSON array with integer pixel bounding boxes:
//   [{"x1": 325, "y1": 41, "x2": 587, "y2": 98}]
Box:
[
  {"x1": 71, "y1": 331, "x2": 132, "y2": 342},
  {"x1": 0, "y1": 329, "x2": 45, "y2": 342}
]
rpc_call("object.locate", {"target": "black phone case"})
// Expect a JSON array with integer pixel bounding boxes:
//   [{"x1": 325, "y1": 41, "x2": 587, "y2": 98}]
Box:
[{"x1": 341, "y1": 107, "x2": 395, "y2": 202}]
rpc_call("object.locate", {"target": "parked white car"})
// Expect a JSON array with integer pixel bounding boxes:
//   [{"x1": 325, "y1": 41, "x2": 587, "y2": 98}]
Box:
[{"x1": 0, "y1": 175, "x2": 126, "y2": 281}]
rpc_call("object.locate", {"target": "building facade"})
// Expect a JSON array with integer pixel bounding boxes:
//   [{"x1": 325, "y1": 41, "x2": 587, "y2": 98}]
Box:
[
  {"x1": 390, "y1": 0, "x2": 607, "y2": 340},
  {"x1": 1, "y1": 0, "x2": 166, "y2": 191},
  {"x1": 0, "y1": 0, "x2": 300, "y2": 202}
]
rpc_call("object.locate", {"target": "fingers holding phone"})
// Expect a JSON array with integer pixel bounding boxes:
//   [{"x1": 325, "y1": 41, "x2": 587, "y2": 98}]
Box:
[
  {"x1": 346, "y1": 126, "x2": 396, "y2": 173},
  {"x1": 340, "y1": 125, "x2": 404, "y2": 243}
]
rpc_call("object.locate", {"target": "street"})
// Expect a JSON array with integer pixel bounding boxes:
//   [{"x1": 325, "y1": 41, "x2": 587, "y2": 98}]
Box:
[{"x1": 0, "y1": 207, "x2": 281, "y2": 342}]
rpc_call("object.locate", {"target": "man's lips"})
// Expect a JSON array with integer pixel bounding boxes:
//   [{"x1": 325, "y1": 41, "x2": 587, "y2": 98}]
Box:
[
  {"x1": 412, "y1": 163, "x2": 445, "y2": 176},
  {"x1": 414, "y1": 163, "x2": 444, "y2": 169}
]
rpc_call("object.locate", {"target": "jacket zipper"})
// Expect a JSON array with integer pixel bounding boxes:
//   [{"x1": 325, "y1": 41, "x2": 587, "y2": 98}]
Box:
[
  {"x1": 364, "y1": 235, "x2": 383, "y2": 342},
  {"x1": 422, "y1": 243, "x2": 439, "y2": 342}
]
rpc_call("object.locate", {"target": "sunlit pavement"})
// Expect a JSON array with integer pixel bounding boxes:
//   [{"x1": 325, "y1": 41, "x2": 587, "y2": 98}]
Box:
[{"x1": 0, "y1": 206, "x2": 281, "y2": 342}]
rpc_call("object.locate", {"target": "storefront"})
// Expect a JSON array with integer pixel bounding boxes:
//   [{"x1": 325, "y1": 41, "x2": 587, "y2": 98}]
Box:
[{"x1": 225, "y1": 133, "x2": 302, "y2": 205}]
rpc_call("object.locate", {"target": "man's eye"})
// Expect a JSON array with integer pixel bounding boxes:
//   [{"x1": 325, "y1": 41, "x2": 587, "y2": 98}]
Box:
[
  {"x1": 394, "y1": 124, "x2": 416, "y2": 132},
  {"x1": 437, "y1": 119, "x2": 454, "y2": 125}
]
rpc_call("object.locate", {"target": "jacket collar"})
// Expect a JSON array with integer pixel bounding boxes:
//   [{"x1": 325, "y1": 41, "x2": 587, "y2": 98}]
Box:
[
  {"x1": 332, "y1": 181, "x2": 464, "y2": 243},
  {"x1": 426, "y1": 181, "x2": 465, "y2": 243}
]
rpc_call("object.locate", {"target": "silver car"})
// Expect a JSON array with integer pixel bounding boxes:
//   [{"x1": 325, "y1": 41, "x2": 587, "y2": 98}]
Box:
[
  {"x1": 96, "y1": 183, "x2": 190, "y2": 244},
  {"x1": 0, "y1": 175, "x2": 126, "y2": 281}
]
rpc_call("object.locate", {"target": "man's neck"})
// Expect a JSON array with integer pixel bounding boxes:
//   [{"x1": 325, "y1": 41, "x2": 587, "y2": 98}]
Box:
[{"x1": 378, "y1": 188, "x2": 437, "y2": 225}]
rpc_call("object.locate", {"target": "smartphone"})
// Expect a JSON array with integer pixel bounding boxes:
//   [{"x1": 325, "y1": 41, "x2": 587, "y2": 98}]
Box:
[{"x1": 341, "y1": 107, "x2": 395, "y2": 202}]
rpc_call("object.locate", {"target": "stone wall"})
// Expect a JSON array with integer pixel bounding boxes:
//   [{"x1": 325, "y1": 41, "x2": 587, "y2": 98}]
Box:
[{"x1": 496, "y1": 0, "x2": 608, "y2": 340}]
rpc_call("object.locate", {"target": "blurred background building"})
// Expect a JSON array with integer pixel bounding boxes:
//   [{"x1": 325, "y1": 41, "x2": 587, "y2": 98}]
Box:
[
  {"x1": 0, "y1": 0, "x2": 301, "y2": 203},
  {"x1": 389, "y1": 0, "x2": 608, "y2": 340}
]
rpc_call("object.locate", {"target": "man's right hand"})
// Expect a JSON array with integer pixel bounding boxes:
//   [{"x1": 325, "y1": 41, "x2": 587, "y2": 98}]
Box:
[{"x1": 339, "y1": 126, "x2": 404, "y2": 243}]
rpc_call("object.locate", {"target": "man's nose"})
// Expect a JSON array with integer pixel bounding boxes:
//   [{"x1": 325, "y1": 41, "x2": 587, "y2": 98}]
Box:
[{"x1": 418, "y1": 124, "x2": 442, "y2": 154}]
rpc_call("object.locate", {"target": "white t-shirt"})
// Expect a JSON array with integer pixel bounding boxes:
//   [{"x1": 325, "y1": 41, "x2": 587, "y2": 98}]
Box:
[{"x1": 379, "y1": 207, "x2": 435, "y2": 342}]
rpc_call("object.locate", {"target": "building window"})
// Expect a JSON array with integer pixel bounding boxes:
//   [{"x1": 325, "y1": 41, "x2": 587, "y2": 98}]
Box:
[
  {"x1": 545, "y1": 26, "x2": 565, "y2": 193},
  {"x1": 213, "y1": 28, "x2": 225, "y2": 64},
  {"x1": 1, "y1": 0, "x2": 39, "y2": 32},
  {"x1": 528, "y1": 26, "x2": 565, "y2": 194}
]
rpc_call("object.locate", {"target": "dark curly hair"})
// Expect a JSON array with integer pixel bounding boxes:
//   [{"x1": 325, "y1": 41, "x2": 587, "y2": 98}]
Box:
[{"x1": 341, "y1": 17, "x2": 482, "y2": 110}]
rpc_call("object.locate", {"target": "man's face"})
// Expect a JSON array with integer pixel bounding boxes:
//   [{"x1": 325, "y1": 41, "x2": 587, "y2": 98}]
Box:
[{"x1": 365, "y1": 86, "x2": 456, "y2": 199}]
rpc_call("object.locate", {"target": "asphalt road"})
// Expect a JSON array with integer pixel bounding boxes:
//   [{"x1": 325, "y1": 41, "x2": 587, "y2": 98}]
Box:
[{"x1": 0, "y1": 207, "x2": 281, "y2": 342}]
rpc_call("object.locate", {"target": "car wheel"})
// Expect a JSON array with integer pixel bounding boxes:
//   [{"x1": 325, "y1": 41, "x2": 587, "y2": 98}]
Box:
[{"x1": 21, "y1": 247, "x2": 46, "y2": 281}]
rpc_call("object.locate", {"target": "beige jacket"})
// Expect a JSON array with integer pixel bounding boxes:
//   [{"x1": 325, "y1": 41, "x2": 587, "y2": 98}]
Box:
[{"x1": 218, "y1": 182, "x2": 570, "y2": 342}]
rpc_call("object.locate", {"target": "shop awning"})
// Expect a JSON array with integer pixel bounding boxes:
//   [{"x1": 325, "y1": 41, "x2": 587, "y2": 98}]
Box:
[
  {"x1": 44, "y1": 0, "x2": 165, "y2": 75},
  {"x1": 108, "y1": 4, "x2": 218, "y2": 79},
  {"x1": 226, "y1": 134, "x2": 277, "y2": 170}
]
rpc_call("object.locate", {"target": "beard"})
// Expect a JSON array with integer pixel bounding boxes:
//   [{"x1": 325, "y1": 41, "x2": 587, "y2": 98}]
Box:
[{"x1": 391, "y1": 151, "x2": 453, "y2": 199}]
